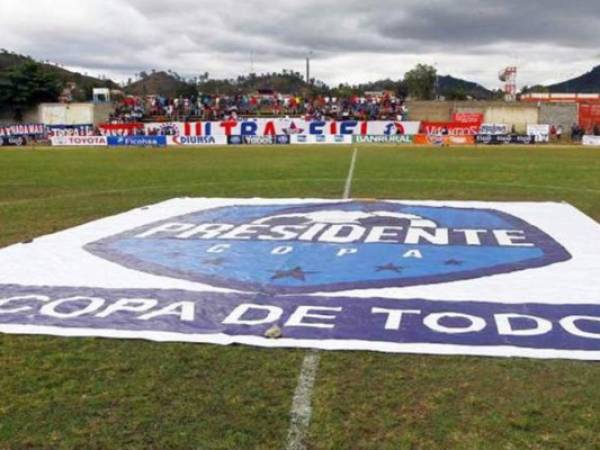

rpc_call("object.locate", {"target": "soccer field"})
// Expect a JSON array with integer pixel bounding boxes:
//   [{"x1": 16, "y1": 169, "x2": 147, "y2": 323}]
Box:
[{"x1": 1, "y1": 145, "x2": 600, "y2": 449}]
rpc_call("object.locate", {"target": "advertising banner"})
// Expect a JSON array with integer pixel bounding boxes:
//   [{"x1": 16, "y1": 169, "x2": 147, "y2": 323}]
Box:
[
  {"x1": 353, "y1": 135, "x2": 414, "y2": 145},
  {"x1": 480, "y1": 124, "x2": 510, "y2": 135},
  {"x1": 420, "y1": 121, "x2": 481, "y2": 136},
  {"x1": 527, "y1": 125, "x2": 550, "y2": 143},
  {"x1": 107, "y1": 136, "x2": 167, "y2": 147},
  {"x1": 413, "y1": 135, "x2": 475, "y2": 145},
  {"x1": 99, "y1": 123, "x2": 144, "y2": 136},
  {"x1": 144, "y1": 120, "x2": 421, "y2": 137},
  {"x1": 46, "y1": 125, "x2": 95, "y2": 137},
  {"x1": 50, "y1": 136, "x2": 108, "y2": 146},
  {"x1": 582, "y1": 135, "x2": 600, "y2": 146},
  {"x1": 1, "y1": 198, "x2": 599, "y2": 360},
  {"x1": 0, "y1": 124, "x2": 45, "y2": 137},
  {"x1": 579, "y1": 104, "x2": 600, "y2": 129},
  {"x1": 291, "y1": 135, "x2": 353, "y2": 145},
  {"x1": 476, "y1": 135, "x2": 537, "y2": 145},
  {"x1": 228, "y1": 135, "x2": 291, "y2": 145},
  {"x1": 0, "y1": 136, "x2": 27, "y2": 147},
  {"x1": 166, "y1": 136, "x2": 228, "y2": 146},
  {"x1": 452, "y1": 113, "x2": 484, "y2": 123}
]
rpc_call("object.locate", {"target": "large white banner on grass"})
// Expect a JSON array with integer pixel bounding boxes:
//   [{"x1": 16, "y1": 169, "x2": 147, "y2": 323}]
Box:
[{"x1": 1, "y1": 199, "x2": 599, "y2": 360}]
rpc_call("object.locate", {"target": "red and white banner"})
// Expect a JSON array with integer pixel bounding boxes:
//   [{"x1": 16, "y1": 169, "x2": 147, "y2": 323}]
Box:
[
  {"x1": 452, "y1": 113, "x2": 484, "y2": 124},
  {"x1": 420, "y1": 121, "x2": 481, "y2": 136},
  {"x1": 51, "y1": 136, "x2": 108, "y2": 146},
  {"x1": 144, "y1": 120, "x2": 421, "y2": 137},
  {"x1": 99, "y1": 123, "x2": 144, "y2": 136}
]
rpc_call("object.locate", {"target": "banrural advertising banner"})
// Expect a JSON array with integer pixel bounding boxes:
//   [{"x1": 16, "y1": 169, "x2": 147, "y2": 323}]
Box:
[
  {"x1": 144, "y1": 120, "x2": 421, "y2": 137},
  {"x1": 353, "y1": 135, "x2": 414, "y2": 144},
  {"x1": 1, "y1": 198, "x2": 599, "y2": 360}
]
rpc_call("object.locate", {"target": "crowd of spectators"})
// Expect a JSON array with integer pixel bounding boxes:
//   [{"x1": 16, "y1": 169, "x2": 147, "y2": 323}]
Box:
[{"x1": 107, "y1": 92, "x2": 409, "y2": 123}]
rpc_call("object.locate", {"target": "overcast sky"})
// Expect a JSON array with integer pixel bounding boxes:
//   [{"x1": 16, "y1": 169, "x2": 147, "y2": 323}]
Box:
[{"x1": 1, "y1": 0, "x2": 599, "y2": 89}]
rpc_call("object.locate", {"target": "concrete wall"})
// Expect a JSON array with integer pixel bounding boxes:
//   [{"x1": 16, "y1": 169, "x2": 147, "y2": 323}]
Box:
[
  {"x1": 539, "y1": 103, "x2": 578, "y2": 131},
  {"x1": 39, "y1": 102, "x2": 114, "y2": 125},
  {"x1": 406, "y1": 101, "x2": 452, "y2": 121},
  {"x1": 483, "y1": 105, "x2": 539, "y2": 133},
  {"x1": 407, "y1": 101, "x2": 541, "y2": 132}
]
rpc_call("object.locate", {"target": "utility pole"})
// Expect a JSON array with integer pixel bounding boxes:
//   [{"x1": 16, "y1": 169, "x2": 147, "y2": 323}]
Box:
[{"x1": 306, "y1": 51, "x2": 314, "y2": 85}]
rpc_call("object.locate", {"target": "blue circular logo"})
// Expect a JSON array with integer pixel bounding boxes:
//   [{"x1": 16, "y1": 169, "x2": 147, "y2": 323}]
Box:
[{"x1": 86, "y1": 202, "x2": 571, "y2": 294}]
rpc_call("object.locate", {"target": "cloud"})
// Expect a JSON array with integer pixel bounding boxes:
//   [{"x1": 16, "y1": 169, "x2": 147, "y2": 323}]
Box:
[{"x1": 0, "y1": 0, "x2": 598, "y2": 88}]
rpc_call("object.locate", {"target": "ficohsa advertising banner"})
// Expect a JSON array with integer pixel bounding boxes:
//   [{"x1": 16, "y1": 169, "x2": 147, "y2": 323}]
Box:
[{"x1": 107, "y1": 136, "x2": 167, "y2": 147}]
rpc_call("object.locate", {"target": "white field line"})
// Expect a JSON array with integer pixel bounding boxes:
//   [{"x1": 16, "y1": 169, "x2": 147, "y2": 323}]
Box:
[{"x1": 285, "y1": 147, "x2": 358, "y2": 450}]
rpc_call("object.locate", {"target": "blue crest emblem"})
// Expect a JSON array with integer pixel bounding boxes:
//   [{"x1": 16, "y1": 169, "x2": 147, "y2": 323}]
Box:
[{"x1": 86, "y1": 202, "x2": 571, "y2": 294}]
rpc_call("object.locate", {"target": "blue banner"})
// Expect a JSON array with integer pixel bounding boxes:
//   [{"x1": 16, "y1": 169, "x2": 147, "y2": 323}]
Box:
[{"x1": 107, "y1": 136, "x2": 167, "y2": 147}]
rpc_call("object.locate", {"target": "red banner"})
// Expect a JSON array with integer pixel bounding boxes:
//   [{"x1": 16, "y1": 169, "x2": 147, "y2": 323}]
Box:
[
  {"x1": 579, "y1": 104, "x2": 600, "y2": 130},
  {"x1": 420, "y1": 121, "x2": 481, "y2": 136},
  {"x1": 99, "y1": 123, "x2": 144, "y2": 136},
  {"x1": 452, "y1": 113, "x2": 484, "y2": 124}
]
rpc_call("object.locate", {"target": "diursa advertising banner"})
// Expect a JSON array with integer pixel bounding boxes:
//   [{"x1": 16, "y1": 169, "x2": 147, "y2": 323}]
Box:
[
  {"x1": 166, "y1": 136, "x2": 228, "y2": 146},
  {"x1": 51, "y1": 136, "x2": 108, "y2": 146},
  {"x1": 145, "y1": 120, "x2": 421, "y2": 137},
  {"x1": 0, "y1": 198, "x2": 599, "y2": 360}
]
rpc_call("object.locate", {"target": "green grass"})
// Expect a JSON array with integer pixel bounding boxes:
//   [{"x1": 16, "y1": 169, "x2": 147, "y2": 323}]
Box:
[{"x1": 1, "y1": 144, "x2": 600, "y2": 449}]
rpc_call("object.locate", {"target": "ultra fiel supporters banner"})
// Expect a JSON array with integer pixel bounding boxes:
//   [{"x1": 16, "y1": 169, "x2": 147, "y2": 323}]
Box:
[
  {"x1": 1, "y1": 199, "x2": 600, "y2": 360},
  {"x1": 144, "y1": 120, "x2": 421, "y2": 137}
]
